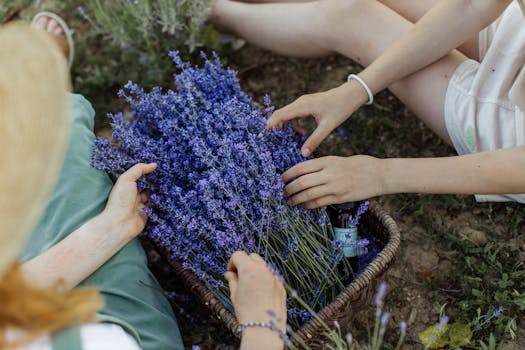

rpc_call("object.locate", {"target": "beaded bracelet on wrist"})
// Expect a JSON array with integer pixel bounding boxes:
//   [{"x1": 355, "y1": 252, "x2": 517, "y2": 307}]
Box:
[{"x1": 235, "y1": 321, "x2": 291, "y2": 346}]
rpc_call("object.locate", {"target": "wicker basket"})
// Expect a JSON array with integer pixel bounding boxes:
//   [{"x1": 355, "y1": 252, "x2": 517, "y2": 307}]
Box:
[{"x1": 151, "y1": 200, "x2": 400, "y2": 348}]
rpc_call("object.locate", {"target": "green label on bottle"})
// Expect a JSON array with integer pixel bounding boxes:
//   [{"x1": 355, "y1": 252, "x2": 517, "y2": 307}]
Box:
[{"x1": 334, "y1": 226, "x2": 358, "y2": 257}]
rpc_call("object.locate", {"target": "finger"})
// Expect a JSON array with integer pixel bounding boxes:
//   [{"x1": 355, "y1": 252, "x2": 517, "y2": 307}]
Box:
[
  {"x1": 291, "y1": 120, "x2": 306, "y2": 136},
  {"x1": 288, "y1": 185, "x2": 333, "y2": 207},
  {"x1": 139, "y1": 191, "x2": 150, "y2": 204},
  {"x1": 137, "y1": 203, "x2": 148, "y2": 222},
  {"x1": 266, "y1": 97, "x2": 312, "y2": 130},
  {"x1": 224, "y1": 271, "x2": 238, "y2": 297},
  {"x1": 282, "y1": 158, "x2": 324, "y2": 184},
  {"x1": 120, "y1": 163, "x2": 157, "y2": 182},
  {"x1": 301, "y1": 125, "x2": 332, "y2": 158},
  {"x1": 224, "y1": 271, "x2": 238, "y2": 282},
  {"x1": 302, "y1": 194, "x2": 341, "y2": 209},
  {"x1": 284, "y1": 172, "x2": 327, "y2": 198},
  {"x1": 227, "y1": 251, "x2": 251, "y2": 273},
  {"x1": 249, "y1": 253, "x2": 265, "y2": 264}
]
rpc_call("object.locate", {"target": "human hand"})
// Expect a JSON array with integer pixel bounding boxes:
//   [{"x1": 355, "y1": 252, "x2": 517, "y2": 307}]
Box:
[
  {"x1": 225, "y1": 252, "x2": 287, "y2": 331},
  {"x1": 102, "y1": 163, "x2": 157, "y2": 240},
  {"x1": 264, "y1": 81, "x2": 368, "y2": 157},
  {"x1": 283, "y1": 155, "x2": 384, "y2": 208}
]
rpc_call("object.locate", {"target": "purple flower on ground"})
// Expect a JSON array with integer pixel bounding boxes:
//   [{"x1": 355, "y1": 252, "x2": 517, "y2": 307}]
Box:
[
  {"x1": 437, "y1": 315, "x2": 449, "y2": 331},
  {"x1": 400, "y1": 321, "x2": 407, "y2": 336},
  {"x1": 336, "y1": 127, "x2": 349, "y2": 141},
  {"x1": 379, "y1": 312, "x2": 391, "y2": 336},
  {"x1": 492, "y1": 306, "x2": 504, "y2": 317},
  {"x1": 374, "y1": 282, "x2": 387, "y2": 308}
]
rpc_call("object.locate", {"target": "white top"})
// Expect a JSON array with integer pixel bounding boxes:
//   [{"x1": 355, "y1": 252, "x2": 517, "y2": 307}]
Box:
[
  {"x1": 8, "y1": 323, "x2": 141, "y2": 350},
  {"x1": 509, "y1": 0, "x2": 525, "y2": 110}
]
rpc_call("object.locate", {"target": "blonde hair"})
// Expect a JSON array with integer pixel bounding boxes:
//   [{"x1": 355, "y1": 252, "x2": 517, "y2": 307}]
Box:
[
  {"x1": 0, "y1": 23, "x2": 101, "y2": 348},
  {"x1": 0, "y1": 22, "x2": 70, "y2": 277}
]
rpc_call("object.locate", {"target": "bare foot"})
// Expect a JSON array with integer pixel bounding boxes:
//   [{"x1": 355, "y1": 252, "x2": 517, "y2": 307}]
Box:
[{"x1": 32, "y1": 16, "x2": 70, "y2": 65}]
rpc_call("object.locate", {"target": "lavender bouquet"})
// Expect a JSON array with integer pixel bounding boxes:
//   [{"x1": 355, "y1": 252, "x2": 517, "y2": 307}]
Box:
[{"x1": 92, "y1": 52, "x2": 368, "y2": 327}]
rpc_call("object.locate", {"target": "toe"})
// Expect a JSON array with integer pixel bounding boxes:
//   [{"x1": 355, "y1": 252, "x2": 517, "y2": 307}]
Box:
[
  {"x1": 53, "y1": 26, "x2": 64, "y2": 35},
  {"x1": 34, "y1": 17, "x2": 48, "y2": 30},
  {"x1": 47, "y1": 19, "x2": 59, "y2": 33}
]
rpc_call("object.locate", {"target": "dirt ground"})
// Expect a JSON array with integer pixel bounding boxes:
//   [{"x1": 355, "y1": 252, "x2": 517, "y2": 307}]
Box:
[{"x1": 156, "y1": 45, "x2": 524, "y2": 349}]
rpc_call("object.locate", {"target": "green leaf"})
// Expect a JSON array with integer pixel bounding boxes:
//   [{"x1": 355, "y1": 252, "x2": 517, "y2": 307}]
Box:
[
  {"x1": 418, "y1": 324, "x2": 449, "y2": 349},
  {"x1": 449, "y1": 323, "x2": 472, "y2": 348}
]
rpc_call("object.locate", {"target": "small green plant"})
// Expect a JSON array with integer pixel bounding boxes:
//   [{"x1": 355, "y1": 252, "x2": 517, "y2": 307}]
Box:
[
  {"x1": 478, "y1": 334, "x2": 509, "y2": 350},
  {"x1": 0, "y1": 0, "x2": 32, "y2": 23},
  {"x1": 293, "y1": 282, "x2": 408, "y2": 350},
  {"x1": 446, "y1": 238, "x2": 524, "y2": 340},
  {"x1": 80, "y1": 0, "x2": 215, "y2": 51},
  {"x1": 74, "y1": 0, "x2": 221, "y2": 118}
]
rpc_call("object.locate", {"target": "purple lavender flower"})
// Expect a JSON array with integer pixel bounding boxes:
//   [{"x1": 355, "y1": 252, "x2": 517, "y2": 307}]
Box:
[
  {"x1": 437, "y1": 315, "x2": 449, "y2": 331},
  {"x1": 400, "y1": 320, "x2": 407, "y2": 337},
  {"x1": 374, "y1": 282, "x2": 387, "y2": 308},
  {"x1": 380, "y1": 312, "x2": 391, "y2": 326},
  {"x1": 492, "y1": 306, "x2": 504, "y2": 318},
  {"x1": 379, "y1": 312, "x2": 391, "y2": 336},
  {"x1": 335, "y1": 127, "x2": 349, "y2": 141},
  {"x1": 92, "y1": 52, "x2": 370, "y2": 327},
  {"x1": 349, "y1": 200, "x2": 370, "y2": 226}
]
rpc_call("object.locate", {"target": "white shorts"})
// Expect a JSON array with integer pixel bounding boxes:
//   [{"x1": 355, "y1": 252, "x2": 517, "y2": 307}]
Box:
[{"x1": 444, "y1": 2, "x2": 525, "y2": 203}]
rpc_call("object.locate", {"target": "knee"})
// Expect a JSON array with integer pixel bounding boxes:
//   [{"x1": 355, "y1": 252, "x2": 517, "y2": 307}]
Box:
[{"x1": 313, "y1": 0, "x2": 372, "y2": 48}]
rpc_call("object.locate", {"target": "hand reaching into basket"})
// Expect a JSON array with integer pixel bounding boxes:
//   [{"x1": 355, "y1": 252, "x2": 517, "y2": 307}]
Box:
[
  {"x1": 283, "y1": 155, "x2": 384, "y2": 208},
  {"x1": 263, "y1": 81, "x2": 369, "y2": 157},
  {"x1": 225, "y1": 251, "x2": 288, "y2": 350}
]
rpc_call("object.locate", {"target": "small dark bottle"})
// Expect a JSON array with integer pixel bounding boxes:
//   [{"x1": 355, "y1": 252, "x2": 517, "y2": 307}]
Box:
[{"x1": 328, "y1": 202, "x2": 361, "y2": 280}]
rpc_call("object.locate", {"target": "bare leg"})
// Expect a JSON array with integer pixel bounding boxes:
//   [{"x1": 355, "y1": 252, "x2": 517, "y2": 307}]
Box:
[
  {"x1": 379, "y1": 0, "x2": 479, "y2": 60},
  {"x1": 240, "y1": 0, "x2": 314, "y2": 2},
  {"x1": 212, "y1": 0, "x2": 333, "y2": 57},
  {"x1": 212, "y1": 0, "x2": 469, "y2": 142}
]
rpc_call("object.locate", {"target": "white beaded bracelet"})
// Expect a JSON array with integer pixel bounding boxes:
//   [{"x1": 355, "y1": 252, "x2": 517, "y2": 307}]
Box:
[
  {"x1": 235, "y1": 321, "x2": 291, "y2": 346},
  {"x1": 347, "y1": 74, "x2": 374, "y2": 105}
]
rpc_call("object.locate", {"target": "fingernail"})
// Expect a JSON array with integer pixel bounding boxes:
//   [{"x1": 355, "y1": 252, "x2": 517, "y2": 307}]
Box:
[
  {"x1": 301, "y1": 148, "x2": 311, "y2": 158},
  {"x1": 257, "y1": 129, "x2": 267, "y2": 139}
]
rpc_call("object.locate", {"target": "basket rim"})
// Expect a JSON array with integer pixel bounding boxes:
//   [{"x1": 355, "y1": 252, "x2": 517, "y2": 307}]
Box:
[{"x1": 156, "y1": 199, "x2": 401, "y2": 342}]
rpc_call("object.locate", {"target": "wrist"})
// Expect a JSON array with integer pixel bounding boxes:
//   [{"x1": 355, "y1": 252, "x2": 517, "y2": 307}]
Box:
[
  {"x1": 96, "y1": 211, "x2": 134, "y2": 245},
  {"x1": 380, "y1": 158, "x2": 402, "y2": 195},
  {"x1": 339, "y1": 79, "x2": 371, "y2": 109},
  {"x1": 347, "y1": 74, "x2": 374, "y2": 105},
  {"x1": 382, "y1": 158, "x2": 430, "y2": 195},
  {"x1": 240, "y1": 327, "x2": 285, "y2": 350}
]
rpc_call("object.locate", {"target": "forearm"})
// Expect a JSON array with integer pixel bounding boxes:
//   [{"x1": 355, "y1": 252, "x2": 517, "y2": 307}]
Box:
[
  {"x1": 360, "y1": 0, "x2": 511, "y2": 94},
  {"x1": 21, "y1": 212, "x2": 131, "y2": 290},
  {"x1": 382, "y1": 146, "x2": 525, "y2": 196}
]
